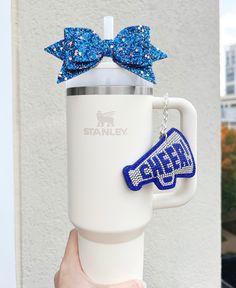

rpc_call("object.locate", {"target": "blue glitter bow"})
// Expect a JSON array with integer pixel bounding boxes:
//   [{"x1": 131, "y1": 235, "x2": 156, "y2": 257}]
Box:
[{"x1": 44, "y1": 25, "x2": 167, "y2": 83}]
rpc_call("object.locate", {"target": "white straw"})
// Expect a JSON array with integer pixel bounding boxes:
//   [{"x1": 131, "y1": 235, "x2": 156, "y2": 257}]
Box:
[{"x1": 103, "y1": 16, "x2": 114, "y2": 39}]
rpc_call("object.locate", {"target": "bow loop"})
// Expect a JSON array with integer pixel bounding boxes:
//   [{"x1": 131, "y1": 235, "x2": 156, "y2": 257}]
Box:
[
  {"x1": 63, "y1": 28, "x2": 103, "y2": 70},
  {"x1": 113, "y1": 25, "x2": 153, "y2": 67},
  {"x1": 45, "y1": 25, "x2": 167, "y2": 83}
]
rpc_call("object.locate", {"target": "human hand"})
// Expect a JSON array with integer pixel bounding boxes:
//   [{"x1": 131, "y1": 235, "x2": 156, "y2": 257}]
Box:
[{"x1": 54, "y1": 229, "x2": 144, "y2": 288}]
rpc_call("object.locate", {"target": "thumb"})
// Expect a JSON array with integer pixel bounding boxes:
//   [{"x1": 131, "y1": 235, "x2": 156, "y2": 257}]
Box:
[{"x1": 62, "y1": 229, "x2": 80, "y2": 265}]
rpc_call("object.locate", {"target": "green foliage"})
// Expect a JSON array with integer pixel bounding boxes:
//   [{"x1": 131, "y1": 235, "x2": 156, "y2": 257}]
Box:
[{"x1": 222, "y1": 126, "x2": 236, "y2": 214}]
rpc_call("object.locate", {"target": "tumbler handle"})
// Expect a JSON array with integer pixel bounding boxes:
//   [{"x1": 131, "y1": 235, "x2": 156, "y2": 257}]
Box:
[{"x1": 151, "y1": 97, "x2": 197, "y2": 209}]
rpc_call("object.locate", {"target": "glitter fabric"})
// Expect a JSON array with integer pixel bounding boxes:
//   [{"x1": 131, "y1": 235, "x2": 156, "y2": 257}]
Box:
[
  {"x1": 123, "y1": 128, "x2": 196, "y2": 191},
  {"x1": 44, "y1": 25, "x2": 167, "y2": 83}
]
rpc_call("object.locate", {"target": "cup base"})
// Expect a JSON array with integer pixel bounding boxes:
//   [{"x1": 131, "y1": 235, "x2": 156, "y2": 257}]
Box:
[{"x1": 78, "y1": 231, "x2": 144, "y2": 285}]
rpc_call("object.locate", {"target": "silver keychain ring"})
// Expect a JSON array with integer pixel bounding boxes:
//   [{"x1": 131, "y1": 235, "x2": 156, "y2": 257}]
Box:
[{"x1": 159, "y1": 93, "x2": 169, "y2": 139}]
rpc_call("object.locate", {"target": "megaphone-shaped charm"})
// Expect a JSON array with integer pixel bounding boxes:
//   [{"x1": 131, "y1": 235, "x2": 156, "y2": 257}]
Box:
[{"x1": 123, "y1": 128, "x2": 196, "y2": 191}]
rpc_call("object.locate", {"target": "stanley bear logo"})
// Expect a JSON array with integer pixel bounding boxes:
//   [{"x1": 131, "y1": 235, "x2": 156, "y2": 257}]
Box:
[
  {"x1": 84, "y1": 111, "x2": 127, "y2": 136},
  {"x1": 96, "y1": 111, "x2": 115, "y2": 127}
]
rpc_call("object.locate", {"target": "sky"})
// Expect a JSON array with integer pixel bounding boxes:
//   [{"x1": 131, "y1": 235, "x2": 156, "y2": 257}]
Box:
[
  {"x1": 220, "y1": 0, "x2": 236, "y2": 95},
  {"x1": 0, "y1": 1, "x2": 16, "y2": 287}
]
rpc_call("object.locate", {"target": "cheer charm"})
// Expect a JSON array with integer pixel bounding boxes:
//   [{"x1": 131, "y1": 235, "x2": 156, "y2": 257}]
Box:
[{"x1": 123, "y1": 128, "x2": 196, "y2": 191}]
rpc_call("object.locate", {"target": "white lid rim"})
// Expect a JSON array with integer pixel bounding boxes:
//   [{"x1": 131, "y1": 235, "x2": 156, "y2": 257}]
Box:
[{"x1": 95, "y1": 61, "x2": 121, "y2": 69}]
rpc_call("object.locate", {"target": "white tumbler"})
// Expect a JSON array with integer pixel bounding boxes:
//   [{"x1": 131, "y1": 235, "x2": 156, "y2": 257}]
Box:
[{"x1": 66, "y1": 17, "x2": 197, "y2": 285}]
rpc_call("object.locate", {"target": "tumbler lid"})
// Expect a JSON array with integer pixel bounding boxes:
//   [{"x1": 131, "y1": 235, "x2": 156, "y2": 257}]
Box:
[{"x1": 66, "y1": 61, "x2": 153, "y2": 88}]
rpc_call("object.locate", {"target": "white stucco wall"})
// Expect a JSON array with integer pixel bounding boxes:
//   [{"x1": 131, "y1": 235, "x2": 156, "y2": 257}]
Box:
[{"x1": 13, "y1": 0, "x2": 220, "y2": 287}]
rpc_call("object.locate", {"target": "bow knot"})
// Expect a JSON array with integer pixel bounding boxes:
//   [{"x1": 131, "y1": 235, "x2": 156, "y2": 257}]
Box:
[
  {"x1": 102, "y1": 39, "x2": 115, "y2": 57},
  {"x1": 45, "y1": 25, "x2": 167, "y2": 83}
]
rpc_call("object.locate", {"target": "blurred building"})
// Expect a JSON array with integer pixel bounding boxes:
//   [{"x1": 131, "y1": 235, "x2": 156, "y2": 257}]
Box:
[
  {"x1": 221, "y1": 44, "x2": 236, "y2": 129},
  {"x1": 226, "y1": 44, "x2": 236, "y2": 95},
  {"x1": 221, "y1": 95, "x2": 236, "y2": 128}
]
